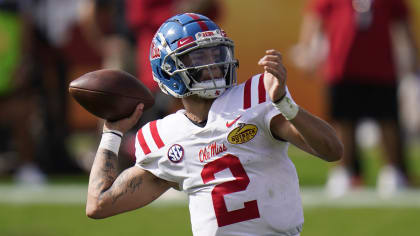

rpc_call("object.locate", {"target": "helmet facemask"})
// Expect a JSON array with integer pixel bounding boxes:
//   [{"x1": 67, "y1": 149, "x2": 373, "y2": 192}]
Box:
[{"x1": 162, "y1": 36, "x2": 238, "y2": 99}]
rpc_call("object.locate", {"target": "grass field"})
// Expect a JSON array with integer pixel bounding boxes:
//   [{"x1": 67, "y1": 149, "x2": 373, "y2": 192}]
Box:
[
  {"x1": 1, "y1": 204, "x2": 419, "y2": 236},
  {"x1": 1, "y1": 144, "x2": 420, "y2": 236},
  {"x1": 291, "y1": 143, "x2": 420, "y2": 187}
]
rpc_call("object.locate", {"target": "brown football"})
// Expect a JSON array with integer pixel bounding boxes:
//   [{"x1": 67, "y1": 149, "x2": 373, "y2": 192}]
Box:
[{"x1": 69, "y1": 69, "x2": 154, "y2": 121}]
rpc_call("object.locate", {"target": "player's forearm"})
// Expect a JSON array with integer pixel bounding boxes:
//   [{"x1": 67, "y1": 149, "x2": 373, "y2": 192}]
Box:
[
  {"x1": 86, "y1": 148, "x2": 120, "y2": 218},
  {"x1": 291, "y1": 108, "x2": 343, "y2": 162},
  {"x1": 86, "y1": 149, "x2": 170, "y2": 219}
]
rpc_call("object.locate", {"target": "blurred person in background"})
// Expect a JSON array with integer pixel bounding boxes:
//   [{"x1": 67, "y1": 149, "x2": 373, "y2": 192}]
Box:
[
  {"x1": 292, "y1": 0, "x2": 419, "y2": 197},
  {"x1": 14, "y1": 0, "x2": 83, "y2": 176},
  {"x1": 79, "y1": 0, "x2": 136, "y2": 73},
  {"x1": 0, "y1": 0, "x2": 46, "y2": 184},
  {"x1": 78, "y1": 0, "x2": 137, "y2": 171}
]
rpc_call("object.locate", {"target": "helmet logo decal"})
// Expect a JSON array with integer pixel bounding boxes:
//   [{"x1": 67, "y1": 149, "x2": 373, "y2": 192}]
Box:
[
  {"x1": 177, "y1": 36, "x2": 194, "y2": 48},
  {"x1": 167, "y1": 144, "x2": 184, "y2": 163},
  {"x1": 221, "y1": 30, "x2": 228, "y2": 37},
  {"x1": 197, "y1": 31, "x2": 214, "y2": 38},
  {"x1": 150, "y1": 41, "x2": 161, "y2": 60},
  {"x1": 196, "y1": 29, "x2": 222, "y2": 40}
]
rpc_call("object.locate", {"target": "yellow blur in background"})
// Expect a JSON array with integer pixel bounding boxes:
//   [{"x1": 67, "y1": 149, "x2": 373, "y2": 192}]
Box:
[
  {"x1": 220, "y1": 0, "x2": 420, "y2": 119},
  {"x1": 222, "y1": 0, "x2": 327, "y2": 119}
]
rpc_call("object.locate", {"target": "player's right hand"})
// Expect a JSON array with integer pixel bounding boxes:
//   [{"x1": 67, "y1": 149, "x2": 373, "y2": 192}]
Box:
[
  {"x1": 103, "y1": 103, "x2": 144, "y2": 134},
  {"x1": 258, "y1": 49, "x2": 287, "y2": 102}
]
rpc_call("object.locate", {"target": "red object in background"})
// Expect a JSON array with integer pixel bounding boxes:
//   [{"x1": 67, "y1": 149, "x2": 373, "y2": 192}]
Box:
[
  {"x1": 125, "y1": 0, "x2": 220, "y2": 92},
  {"x1": 63, "y1": 25, "x2": 102, "y2": 67},
  {"x1": 125, "y1": 0, "x2": 178, "y2": 92},
  {"x1": 307, "y1": 0, "x2": 408, "y2": 85}
]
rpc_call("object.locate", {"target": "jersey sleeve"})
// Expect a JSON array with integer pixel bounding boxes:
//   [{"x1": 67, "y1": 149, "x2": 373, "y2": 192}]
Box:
[
  {"x1": 260, "y1": 86, "x2": 297, "y2": 143},
  {"x1": 240, "y1": 74, "x2": 295, "y2": 141},
  {"x1": 134, "y1": 120, "x2": 183, "y2": 186}
]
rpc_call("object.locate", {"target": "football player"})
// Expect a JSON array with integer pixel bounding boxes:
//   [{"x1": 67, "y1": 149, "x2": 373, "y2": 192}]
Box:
[{"x1": 86, "y1": 13, "x2": 343, "y2": 236}]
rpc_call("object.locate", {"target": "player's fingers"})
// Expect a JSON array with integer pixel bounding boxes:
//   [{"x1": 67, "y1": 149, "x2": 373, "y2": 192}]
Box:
[
  {"x1": 258, "y1": 54, "x2": 282, "y2": 66},
  {"x1": 124, "y1": 103, "x2": 143, "y2": 124},
  {"x1": 132, "y1": 103, "x2": 144, "y2": 119},
  {"x1": 265, "y1": 67, "x2": 282, "y2": 80},
  {"x1": 266, "y1": 64, "x2": 287, "y2": 79},
  {"x1": 266, "y1": 49, "x2": 282, "y2": 59},
  {"x1": 103, "y1": 103, "x2": 144, "y2": 133},
  {"x1": 259, "y1": 60, "x2": 280, "y2": 70},
  {"x1": 259, "y1": 55, "x2": 281, "y2": 63}
]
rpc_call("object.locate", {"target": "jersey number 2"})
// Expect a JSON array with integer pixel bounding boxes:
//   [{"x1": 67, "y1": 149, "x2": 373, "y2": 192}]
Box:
[{"x1": 201, "y1": 154, "x2": 260, "y2": 227}]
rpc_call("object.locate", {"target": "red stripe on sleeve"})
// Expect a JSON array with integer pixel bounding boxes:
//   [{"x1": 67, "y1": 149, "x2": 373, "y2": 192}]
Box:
[
  {"x1": 186, "y1": 13, "x2": 209, "y2": 31},
  {"x1": 137, "y1": 128, "x2": 151, "y2": 155},
  {"x1": 258, "y1": 74, "x2": 266, "y2": 104},
  {"x1": 150, "y1": 120, "x2": 164, "y2": 148},
  {"x1": 243, "y1": 77, "x2": 252, "y2": 109}
]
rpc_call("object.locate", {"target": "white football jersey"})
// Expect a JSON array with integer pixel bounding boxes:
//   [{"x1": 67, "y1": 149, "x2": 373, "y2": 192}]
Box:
[{"x1": 135, "y1": 74, "x2": 304, "y2": 236}]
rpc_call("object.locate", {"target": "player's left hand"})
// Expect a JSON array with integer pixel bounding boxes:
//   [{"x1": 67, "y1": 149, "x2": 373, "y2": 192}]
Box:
[{"x1": 258, "y1": 49, "x2": 287, "y2": 102}]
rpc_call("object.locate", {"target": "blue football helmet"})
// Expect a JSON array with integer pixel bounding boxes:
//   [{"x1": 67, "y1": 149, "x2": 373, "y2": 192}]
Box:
[{"x1": 150, "y1": 13, "x2": 238, "y2": 99}]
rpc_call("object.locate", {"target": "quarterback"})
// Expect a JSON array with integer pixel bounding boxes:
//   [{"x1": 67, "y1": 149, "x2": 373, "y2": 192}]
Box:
[{"x1": 86, "y1": 13, "x2": 343, "y2": 236}]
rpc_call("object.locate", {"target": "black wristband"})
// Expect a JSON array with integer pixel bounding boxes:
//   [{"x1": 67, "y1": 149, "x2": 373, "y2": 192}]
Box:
[
  {"x1": 272, "y1": 93, "x2": 287, "y2": 104},
  {"x1": 102, "y1": 130, "x2": 123, "y2": 138}
]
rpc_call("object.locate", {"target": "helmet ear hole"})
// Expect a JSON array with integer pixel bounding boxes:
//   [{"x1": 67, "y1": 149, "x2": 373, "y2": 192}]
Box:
[
  {"x1": 162, "y1": 70, "x2": 171, "y2": 79},
  {"x1": 157, "y1": 68, "x2": 170, "y2": 80}
]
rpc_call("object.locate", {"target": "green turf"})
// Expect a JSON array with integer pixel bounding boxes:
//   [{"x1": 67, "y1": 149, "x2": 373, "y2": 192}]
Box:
[
  {"x1": 1, "y1": 203, "x2": 419, "y2": 236},
  {"x1": 303, "y1": 207, "x2": 420, "y2": 235},
  {"x1": 0, "y1": 204, "x2": 192, "y2": 236},
  {"x1": 1, "y1": 144, "x2": 419, "y2": 236},
  {"x1": 289, "y1": 143, "x2": 420, "y2": 187}
]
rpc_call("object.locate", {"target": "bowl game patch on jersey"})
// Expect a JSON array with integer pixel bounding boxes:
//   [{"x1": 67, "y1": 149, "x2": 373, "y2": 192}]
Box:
[{"x1": 227, "y1": 123, "x2": 258, "y2": 144}]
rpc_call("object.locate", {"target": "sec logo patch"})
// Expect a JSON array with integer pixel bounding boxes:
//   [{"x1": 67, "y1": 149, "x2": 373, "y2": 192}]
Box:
[{"x1": 167, "y1": 144, "x2": 184, "y2": 163}]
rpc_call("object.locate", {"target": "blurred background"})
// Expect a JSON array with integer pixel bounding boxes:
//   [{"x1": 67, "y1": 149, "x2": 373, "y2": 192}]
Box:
[{"x1": 0, "y1": 0, "x2": 419, "y2": 235}]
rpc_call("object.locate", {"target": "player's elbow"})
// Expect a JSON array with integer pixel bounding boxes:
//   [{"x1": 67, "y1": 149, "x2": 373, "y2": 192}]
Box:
[
  {"x1": 325, "y1": 139, "x2": 344, "y2": 162},
  {"x1": 86, "y1": 204, "x2": 102, "y2": 219},
  {"x1": 86, "y1": 200, "x2": 110, "y2": 219}
]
